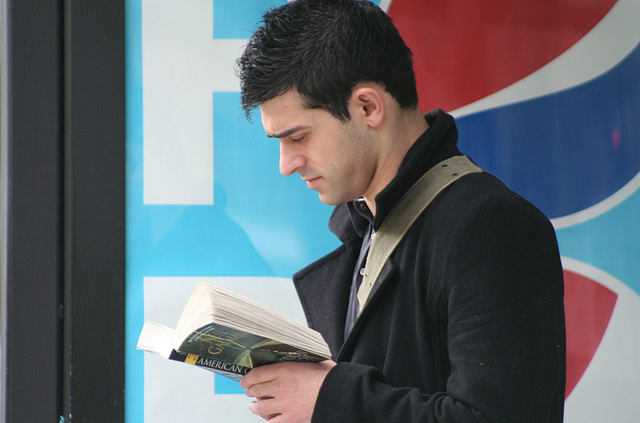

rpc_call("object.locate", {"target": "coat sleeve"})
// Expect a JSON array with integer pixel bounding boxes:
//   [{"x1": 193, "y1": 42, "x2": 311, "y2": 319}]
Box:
[{"x1": 311, "y1": 192, "x2": 566, "y2": 422}]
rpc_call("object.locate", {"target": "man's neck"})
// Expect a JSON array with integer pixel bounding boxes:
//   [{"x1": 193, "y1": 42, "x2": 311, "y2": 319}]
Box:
[{"x1": 363, "y1": 109, "x2": 429, "y2": 216}]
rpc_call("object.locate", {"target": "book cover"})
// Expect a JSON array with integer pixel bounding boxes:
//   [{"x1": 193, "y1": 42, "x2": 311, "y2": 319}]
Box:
[{"x1": 170, "y1": 322, "x2": 328, "y2": 381}]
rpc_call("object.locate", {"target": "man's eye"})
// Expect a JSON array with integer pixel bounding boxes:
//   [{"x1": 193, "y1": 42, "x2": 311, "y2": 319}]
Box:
[{"x1": 290, "y1": 136, "x2": 305, "y2": 143}]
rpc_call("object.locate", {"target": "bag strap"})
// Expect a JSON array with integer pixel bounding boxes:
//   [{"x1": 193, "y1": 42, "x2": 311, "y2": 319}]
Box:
[{"x1": 357, "y1": 155, "x2": 482, "y2": 311}]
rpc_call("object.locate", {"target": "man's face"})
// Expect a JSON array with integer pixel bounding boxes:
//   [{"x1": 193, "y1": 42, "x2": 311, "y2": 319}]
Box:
[{"x1": 259, "y1": 90, "x2": 379, "y2": 206}]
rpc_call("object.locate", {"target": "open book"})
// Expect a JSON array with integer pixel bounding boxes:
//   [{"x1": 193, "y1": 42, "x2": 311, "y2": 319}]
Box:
[{"x1": 137, "y1": 282, "x2": 331, "y2": 381}]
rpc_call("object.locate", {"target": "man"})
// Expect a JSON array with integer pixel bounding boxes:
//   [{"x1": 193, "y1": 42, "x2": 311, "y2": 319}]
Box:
[{"x1": 236, "y1": 1, "x2": 566, "y2": 422}]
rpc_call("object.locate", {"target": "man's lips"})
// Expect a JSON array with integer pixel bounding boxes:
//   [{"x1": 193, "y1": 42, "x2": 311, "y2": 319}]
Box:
[{"x1": 303, "y1": 176, "x2": 321, "y2": 189}]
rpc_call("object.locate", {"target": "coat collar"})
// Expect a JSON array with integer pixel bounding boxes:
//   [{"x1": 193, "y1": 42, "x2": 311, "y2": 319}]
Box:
[{"x1": 330, "y1": 109, "x2": 461, "y2": 240}]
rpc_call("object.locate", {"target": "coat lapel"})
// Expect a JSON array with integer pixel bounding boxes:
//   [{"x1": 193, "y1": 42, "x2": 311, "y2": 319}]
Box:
[
  {"x1": 293, "y1": 239, "x2": 360, "y2": 357},
  {"x1": 337, "y1": 259, "x2": 396, "y2": 361}
]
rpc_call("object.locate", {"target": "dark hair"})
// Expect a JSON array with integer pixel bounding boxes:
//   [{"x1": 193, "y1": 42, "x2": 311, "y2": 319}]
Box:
[{"x1": 236, "y1": 0, "x2": 418, "y2": 121}]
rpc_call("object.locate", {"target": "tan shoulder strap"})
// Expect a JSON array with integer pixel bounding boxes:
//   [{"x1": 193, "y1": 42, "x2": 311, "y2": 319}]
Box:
[{"x1": 357, "y1": 155, "x2": 482, "y2": 311}]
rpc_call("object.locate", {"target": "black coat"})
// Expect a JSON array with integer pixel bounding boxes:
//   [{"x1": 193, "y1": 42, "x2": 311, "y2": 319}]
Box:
[{"x1": 293, "y1": 110, "x2": 566, "y2": 422}]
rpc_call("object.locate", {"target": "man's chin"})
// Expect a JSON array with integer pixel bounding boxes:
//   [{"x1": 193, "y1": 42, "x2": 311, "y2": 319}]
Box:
[
  {"x1": 317, "y1": 191, "x2": 354, "y2": 206},
  {"x1": 317, "y1": 195, "x2": 337, "y2": 206}
]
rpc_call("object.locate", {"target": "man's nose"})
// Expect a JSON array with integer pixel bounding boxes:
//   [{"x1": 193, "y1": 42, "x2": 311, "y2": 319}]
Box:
[{"x1": 279, "y1": 143, "x2": 306, "y2": 176}]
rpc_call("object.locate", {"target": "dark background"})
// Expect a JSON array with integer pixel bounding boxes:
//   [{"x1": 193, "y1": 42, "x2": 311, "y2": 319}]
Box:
[{"x1": 1, "y1": 0, "x2": 125, "y2": 421}]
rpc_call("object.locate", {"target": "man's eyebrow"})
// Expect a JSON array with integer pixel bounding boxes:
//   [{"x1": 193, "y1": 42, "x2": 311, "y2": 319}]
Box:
[{"x1": 267, "y1": 125, "x2": 309, "y2": 139}]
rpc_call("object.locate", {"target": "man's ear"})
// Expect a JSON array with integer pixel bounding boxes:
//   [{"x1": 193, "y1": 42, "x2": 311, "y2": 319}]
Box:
[{"x1": 350, "y1": 85, "x2": 385, "y2": 128}]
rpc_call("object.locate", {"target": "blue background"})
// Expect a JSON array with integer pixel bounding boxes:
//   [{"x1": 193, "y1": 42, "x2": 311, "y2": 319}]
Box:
[{"x1": 126, "y1": 0, "x2": 639, "y2": 421}]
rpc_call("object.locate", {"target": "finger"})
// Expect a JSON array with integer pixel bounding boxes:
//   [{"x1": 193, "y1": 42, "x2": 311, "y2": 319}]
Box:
[
  {"x1": 240, "y1": 366, "x2": 276, "y2": 389},
  {"x1": 248, "y1": 397, "x2": 281, "y2": 420},
  {"x1": 244, "y1": 382, "x2": 273, "y2": 399}
]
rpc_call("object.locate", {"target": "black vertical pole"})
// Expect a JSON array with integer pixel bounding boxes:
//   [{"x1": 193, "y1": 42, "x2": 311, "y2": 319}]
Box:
[
  {"x1": 62, "y1": 0, "x2": 126, "y2": 421},
  {"x1": 1, "y1": 0, "x2": 65, "y2": 421},
  {"x1": 1, "y1": 0, "x2": 126, "y2": 421}
]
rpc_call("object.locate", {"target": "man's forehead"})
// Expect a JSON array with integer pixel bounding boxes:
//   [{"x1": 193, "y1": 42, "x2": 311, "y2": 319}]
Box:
[
  {"x1": 259, "y1": 89, "x2": 305, "y2": 113},
  {"x1": 259, "y1": 90, "x2": 311, "y2": 137}
]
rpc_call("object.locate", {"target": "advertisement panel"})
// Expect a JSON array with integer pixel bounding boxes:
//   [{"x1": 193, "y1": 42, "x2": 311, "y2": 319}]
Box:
[{"x1": 126, "y1": 0, "x2": 640, "y2": 421}]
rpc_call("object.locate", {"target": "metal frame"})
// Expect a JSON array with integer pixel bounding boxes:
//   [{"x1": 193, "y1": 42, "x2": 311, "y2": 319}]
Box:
[{"x1": 1, "y1": 0, "x2": 125, "y2": 421}]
